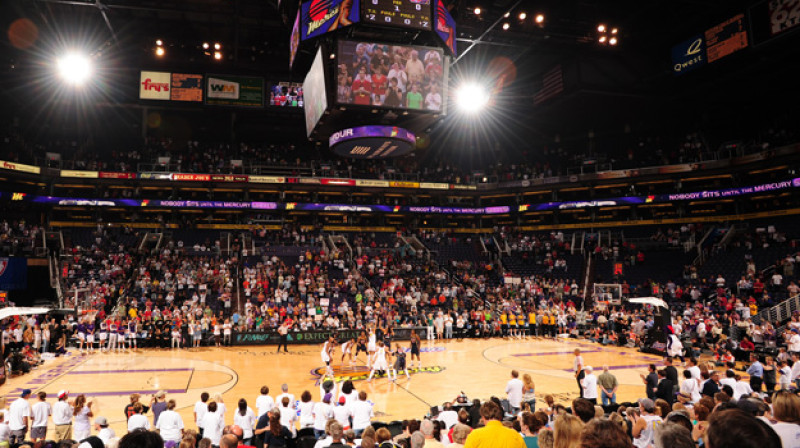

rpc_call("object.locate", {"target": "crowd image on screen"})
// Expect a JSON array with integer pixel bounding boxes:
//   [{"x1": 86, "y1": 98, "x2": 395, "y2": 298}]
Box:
[
  {"x1": 337, "y1": 42, "x2": 444, "y2": 111},
  {"x1": 269, "y1": 84, "x2": 304, "y2": 107}
]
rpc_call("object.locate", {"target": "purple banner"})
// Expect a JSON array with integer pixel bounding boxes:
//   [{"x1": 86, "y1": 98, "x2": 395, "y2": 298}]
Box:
[{"x1": 662, "y1": 178, "x2": 799, "y2": 201}]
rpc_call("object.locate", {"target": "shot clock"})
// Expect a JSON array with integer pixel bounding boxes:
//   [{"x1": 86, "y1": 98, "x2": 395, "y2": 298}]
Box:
[{"x1": 362, "y1": 0, "x2": 432, "y2": 30}]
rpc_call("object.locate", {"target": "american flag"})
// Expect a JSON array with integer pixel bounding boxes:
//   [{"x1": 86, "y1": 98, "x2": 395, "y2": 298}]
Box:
[{"x1": 533, "y1": 64, "x2": 563, "y2": 105}]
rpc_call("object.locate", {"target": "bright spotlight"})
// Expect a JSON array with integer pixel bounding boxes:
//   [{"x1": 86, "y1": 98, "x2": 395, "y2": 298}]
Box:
[
  {"x1": 502, "y1": 22, "x2": 510, "y2": 30},
  {"x1": 599, "y1": 35, "x2": 607, "y2": 43},
  {"x1": 535, "y1": 14, "x2": 545, "y2": 24},
  {"x1": 214, "y1": 51, "x2": 222, "y2": 60},
  {"x1": 504, "y1": 12, "x2": 510, "y2": 18},
  {"x1": 155, "y1": 47, "x2": 165, "y2": 57},
  {"x1": 518, "y1": 12, "x2": 526, "y2": 20},
  {"x1": 597, "y1": 24, "x2": 606, "y2": 32},
  {"x1": 214, "y1": 42, "x2": 221, "y2": 50},
  {"x1": 611, "y1": 27, "x2": 618, "y2": 34},
  {"x1": 609, "y1": 37, "x2": 618, "y2": 45},
  {"x1": 155, "y1": 39, "x2": 163, "y2": 46},
  {"x1": 202, "y1": 42, "x2": 209, "y2": 49},
  {"x1": 456, "y1": 83, "x2": 489, "y2": 114},
  {"x1": 57, "y1": 53, "x2": 92, "y2": 85},
  {"x1": 473, "y1": 7, "x2": 481, "y2": 15}
]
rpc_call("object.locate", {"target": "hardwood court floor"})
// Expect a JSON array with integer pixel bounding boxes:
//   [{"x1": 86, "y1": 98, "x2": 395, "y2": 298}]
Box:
[{"x1": 0, "y1": 337, "x2": 664, "y2": 436}]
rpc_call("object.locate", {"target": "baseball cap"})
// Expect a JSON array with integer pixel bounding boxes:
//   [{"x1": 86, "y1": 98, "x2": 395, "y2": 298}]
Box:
[
  {"x1": 638, "y1": 398, "x2": 655, "y2": 413},
  {"x1": 58, "y1": 390, "x2": 69, "y2": 399},
  {"x1": 21, "y1": 389, "x2": 32, "y2": 397},
  {"x1": 339, "y1": 396, "x2": 346, "y2": 405},
  {"x1": 94, "y1": 416, "x2": 108, "y2": 426}
]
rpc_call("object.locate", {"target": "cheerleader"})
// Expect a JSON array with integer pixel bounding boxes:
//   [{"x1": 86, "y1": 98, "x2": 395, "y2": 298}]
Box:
[
  {"x1": 107, "y1": 320, "x2": 118, "y2": 352},
  {"x1": 341, "y1": 338, "x2": 355, "y2": 366},
  {"x1": 98, "y1": 320, "x2": 107, "y2": 352},
  {"x1": 389, "y1": 345, "x2": 409, "y2": 381},
  {"x1": 368, "y1": 341, "x2": 389, "y2": 381},
  {"x1": 117, "y1": 320, "x2": 127, "y2": 351},
  {"x1": 321, "y1": 335, "x2": 335, "y2": 379},
  {"x1": 409, "y1": 329, "x2": 422, "y2": 369},
  {"x1": 367, "y1": 327, "x2": 377, "y2": 369},
  {"x1": 85, "y1": 320, "x2": 95, "y2": 353}
]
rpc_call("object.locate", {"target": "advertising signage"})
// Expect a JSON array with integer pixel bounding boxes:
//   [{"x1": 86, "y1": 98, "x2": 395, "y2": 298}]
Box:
[
  {"x1": 671, "y1": 35, "x2": 706, "y2": 75},
  {"x1": 206, "y1": 75, "x2": 264, "y2": 107},
  {"x1": 434, "y1": 0, "x2": 457, "y2": 56},
  {"x1": 139, "y1": 71, "x2": 171, "y2": 100},
  {"x1": 301, "y1": 0, "x2": 360, "y2": 41}
]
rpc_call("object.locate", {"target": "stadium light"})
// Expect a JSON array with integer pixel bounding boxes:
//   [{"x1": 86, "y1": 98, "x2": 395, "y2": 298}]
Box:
[
  {"x1": 214, "y1": 51, "x2": 222, "y2": 60},
  {"x1": 535, "y1": 14, "x2": 545, "y2": 24},
  {"x1": 502, "y1": 22, "x2": 510, "y2": 30},
  {"x1": 518, "y1": 12, "x2": 526, "y2": 20},
  {"x1": 202, "y1": 42, "x2": 210, "y2": 49},
  {"x1": 473, "y1": 7, "x2": 481, "y2": 15},
  {"x1": 56, "y1": 53, "x2": 92, "y2": 85},
  {"x1": 214, "y1": 42, "x2": 221, "y2": 50},
  {"x1": 456, "y1": 82, "x2": 489, "y2": 114},
  {"x1": 155, "y1": 39, "x2": 163, "y2": 46},
  {"x1": 609, "y1": 37, "x2": 618, "y2": 45},
  {"x1": 155, "y1": 47, "x2": 165, "y2": 57},
  {"x1": 597, "y1": 24, "x2": 606, "y2": 32}
]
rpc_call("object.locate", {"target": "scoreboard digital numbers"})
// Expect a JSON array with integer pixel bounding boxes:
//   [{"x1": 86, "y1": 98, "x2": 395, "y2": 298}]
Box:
[
  {"x1": 704, "y1": 14, "x2": 748, "y2": 63},
  {"x1": 363, "y1": 0, "x2": 432, "y2": 30}
]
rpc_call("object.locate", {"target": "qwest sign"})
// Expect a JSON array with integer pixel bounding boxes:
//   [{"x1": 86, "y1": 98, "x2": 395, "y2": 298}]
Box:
[{"x1": 671, "y1": 35, "x2": 706, "y2": 75}]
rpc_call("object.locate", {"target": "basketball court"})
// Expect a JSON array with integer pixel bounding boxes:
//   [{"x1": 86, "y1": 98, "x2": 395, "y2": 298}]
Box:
[{"x1": 0, "y1": 337, "x2": 664, "y2": 436}]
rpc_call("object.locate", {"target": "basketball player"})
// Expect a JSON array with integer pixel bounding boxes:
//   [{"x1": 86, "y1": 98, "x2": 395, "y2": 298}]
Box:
[
  {"x1": 85, "y1": 319, "x2": 95, "y2": 353},
  {"x1": 368, "y1": 341, "x2": 389, "y2": 382},
  {"x1": 355, "y1": 332, "x2": 368, "y2": 364},
  {"x1": 107, "y1": 319, "x2": 118, "y2": 352},
  {"x1": 367, "y1": 326, "x2": 377, "y2": 369},
  {"x1": 129, "y1": 320, "x2": 139, "y2": 350},
  {"x1": 321, "y1": 335, "x2": 336, "y2": 379},
  {"x1": 409, "y1": 329, "x2": 422, "y2": 369},
  {"x1": 341, "y1": 338, "x2": 355, "y2": 366},
  {"x1": 98, "y1": 319, "x2": 108, "y2": 352},
  {"x1": 389, "y1": 345, "x2": 409, "y2": 381}
]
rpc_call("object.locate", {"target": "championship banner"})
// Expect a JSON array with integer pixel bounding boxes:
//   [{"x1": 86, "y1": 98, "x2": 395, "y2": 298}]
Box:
[
  {"x1": 0, "y1": 159, "x2": 40, "y2": 174},
  {"x1": 234, "y1": 326, "x2": 427, "y2": 346},
  {"x1": 60, "y1": 170, "x2": 99, "y2": 179},
  {"x1": 0, "y1": 257, "x2": 27, "y2": 290}
]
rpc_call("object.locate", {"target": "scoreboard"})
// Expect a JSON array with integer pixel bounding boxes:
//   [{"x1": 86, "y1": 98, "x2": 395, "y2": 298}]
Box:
[
  {"x1": 363, "y1": 0, "x2": 432, "y2": 30},
  {"x1": 704, "y1": 14, "x2": 748, "y2": 63}
]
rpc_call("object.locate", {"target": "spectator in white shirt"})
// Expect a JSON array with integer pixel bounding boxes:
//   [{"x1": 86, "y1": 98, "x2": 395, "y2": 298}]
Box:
[
  {"x1": 505, "y1": 370, "x2": 524, "y2": 413},
  {"x1": 30, "y1": 391, "x2": 51, "y2": 442},
  {"x1": 313, "y1": 394, "x2": 334, "y2": 439},
  {"x1": 437, "y1": 402, "x2": 459, "y2": 429},
  {"x1": 94, "y1": 416, "x2": 116, "y2": 446},
  {"x1": 52, "y1": 390, "x2": 73, "y2": 441},
  {"x1": 200, "y1": 401, "x2": 224, "y2": 447},
  {"x1": 351, "y1": 391, "x2": 374, "y2": 436},
  {"x1": 255, "y1": 386, "x2": 275, "y2": 418},
  {"x1": 733, "y1": 374, "x2": 754, "y2": 401},
  {"x1": 0, "y1": 414, "x2": 9, "y2": 444},
  {"x1": 276, "y1": 384, "x2": 296, "y2": 416},
  {"x1": 127, "y1": 403, "x2": 150, "y2": 432},
  {"x1": 332, "y1": 396, "x2": 353, "y2": 430},
  {"x1": 155, "y1": 400, "x2": 184, "y2": 446},
  {"x1": 233, "y1": 398, "x2": 256, "y2": 445},
  {"x1": 8, "y1": 389, "x2": 32, "y2": 445},
  {"x1": 194, "y1": 392, "x2": 210, "y2": 436}
]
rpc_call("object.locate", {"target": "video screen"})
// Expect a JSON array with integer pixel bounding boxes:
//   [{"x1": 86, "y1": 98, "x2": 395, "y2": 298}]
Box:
[
  {"x1": 303, "y1": 48, "x2": 328, "y2": 136},
  {"x1": 336, "y1": 40, "x2": 446, "y2": 112},
  {"x1": 269, "y1": 82, "x2": 304, "y2": 107}
]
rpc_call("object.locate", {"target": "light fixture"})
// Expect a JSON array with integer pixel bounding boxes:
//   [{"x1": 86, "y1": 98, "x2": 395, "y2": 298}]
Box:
[
  {"x1": 456, "y1": 82, "x2": 489, "y2": 113},
  {"x1": 214, "y1": 51, "x2": 222, "y2": 60},
  {"x1": 535, "y1": 14, "x2": 545, "y2": 24},
  {"x1": 155, "y1": 47, "x2": 165, "y2": 57},
  {"x1": 155, "y1": 39, "x2": 163, "y2": 46},
  {"x1": 474, "y1": 7, "x2": 481, "y2": 15},
  {"x1": 56, "y1": 53, "x2": 92, "y2": 85},
  {"x1": 518, "y1": 12, "x2": 526, "y2": 20},
  {"x1": 504, "y1": 12, "x2": 510, "y2": 18},
  {"x1": 597, "y1": 24, "x2": 606, "y2": 33},
  {"x1": 599, "y1": 36, "x2": 607, "y2": 43},
  {"x1": 214, "y1": 43, "x2": 221, "y2": 50},
  {"x1": 609, "y1": 37, "x2": 618, "y2": 45},
  {"x1": 502, "y1": 22, "x2": 510, "y2": 30},
  {"x1": 202, "y1": 42, "x2": 209, "y2": 49},
  {"x1": 611, "y1": 28, "x2": 618, "y2": 34}
]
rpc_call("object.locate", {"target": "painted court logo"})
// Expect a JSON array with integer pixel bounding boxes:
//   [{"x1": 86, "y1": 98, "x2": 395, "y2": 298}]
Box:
[{"x1": 311, "y1": 365, "x2": 446, "y2": 383}]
